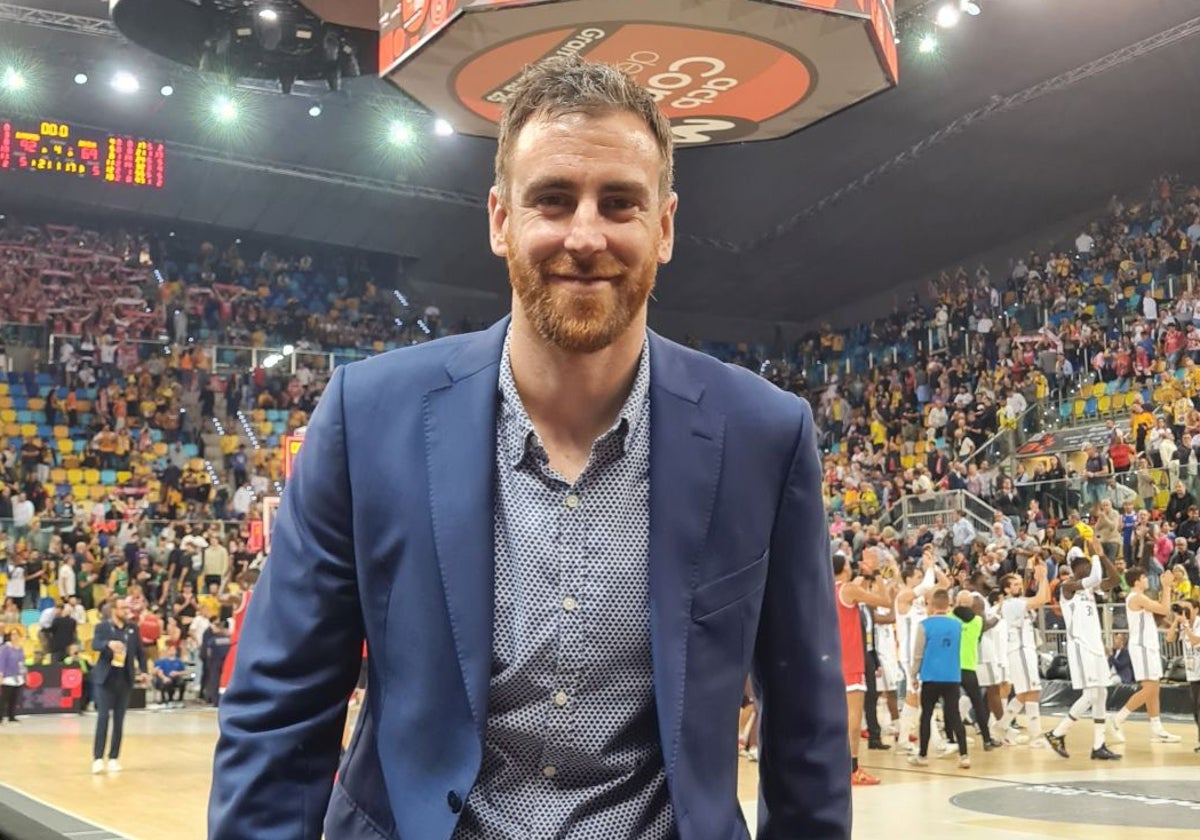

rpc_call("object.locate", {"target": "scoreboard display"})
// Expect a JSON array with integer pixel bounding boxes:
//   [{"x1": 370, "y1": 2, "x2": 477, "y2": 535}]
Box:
[{"x1": 0, "y1": 118, "x2": 166, "y2": 189}]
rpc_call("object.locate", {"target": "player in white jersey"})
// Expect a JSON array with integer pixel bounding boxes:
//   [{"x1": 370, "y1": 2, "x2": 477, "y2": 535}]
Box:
[
  {"x1": 977, "y1": 591, "x2": 1011, "y2": 741},
  {"x1": 873, "y1": 604, "x2": 902, "y2": 730},
  {"x1": 1164, "y1": 599, "x2": 1200, "y2": 751},
  {"x1": 1108, "y1": 567, "x2": 1181, "y2": 743},
  {"x1": 893, "y1": 550, "x2": 948, "y2": 752},
  {"x1": 1044, "y1": 537, "x2": 1122, "y2": 760},
  {"x1": 994, "y1": 558, "x2": 1050, "y2": 745}
]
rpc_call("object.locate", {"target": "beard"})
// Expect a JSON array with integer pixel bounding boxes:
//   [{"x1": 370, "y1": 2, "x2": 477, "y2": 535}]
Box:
[{"x1": 507, "y1": 238, "x2": 657, "y2": 354}]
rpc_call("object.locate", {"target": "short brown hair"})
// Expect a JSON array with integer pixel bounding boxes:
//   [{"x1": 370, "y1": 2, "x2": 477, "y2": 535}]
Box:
[
  {"x1": 930, "y1": 588, "x2": 950, "y2": 609},
  {"x1": 494, "y1": 55, "x2": 674, "y2": 199}
]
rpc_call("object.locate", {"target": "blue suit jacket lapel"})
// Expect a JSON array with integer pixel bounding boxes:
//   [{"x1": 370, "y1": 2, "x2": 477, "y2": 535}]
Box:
[
  {"x1": 647, "y1": 331, "x2": 726, "y2": 777},
  {"x1": 423, "y1": 317, "x2": 508, "y2": 736}
]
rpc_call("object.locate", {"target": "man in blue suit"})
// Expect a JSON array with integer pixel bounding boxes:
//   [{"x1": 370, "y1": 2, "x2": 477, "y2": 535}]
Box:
[{"x1": 210, "y1": 55, "x2": 849, "y2": 840}]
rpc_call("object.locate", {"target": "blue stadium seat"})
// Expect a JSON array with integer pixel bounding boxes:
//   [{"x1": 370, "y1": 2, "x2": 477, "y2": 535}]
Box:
[
  {"x1": 1085, "y1": 397, "x2": 1098, "y2": 417},
  {"x1": 182, "y1": 443, "x2": 199, "y2": 458},
  {"x1": 16, "y1": 410, "x2": 31, "y2": 424},
  {"x1": 1059, "y1": 402, "x2": 1071, "y2": 420},
  {"x1": 100, "y1": 470, "x2": 117, "y2": 485}
]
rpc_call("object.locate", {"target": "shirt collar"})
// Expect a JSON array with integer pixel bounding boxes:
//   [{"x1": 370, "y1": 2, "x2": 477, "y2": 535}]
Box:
[{"x1": 498, "y1": 327, "x2": 651, "y2": 470}]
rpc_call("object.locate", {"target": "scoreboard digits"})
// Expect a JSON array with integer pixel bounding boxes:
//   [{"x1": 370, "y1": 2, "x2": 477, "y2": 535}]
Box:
[{"x1": 0, "y1": 118, "x2": 166, "y2": 189}]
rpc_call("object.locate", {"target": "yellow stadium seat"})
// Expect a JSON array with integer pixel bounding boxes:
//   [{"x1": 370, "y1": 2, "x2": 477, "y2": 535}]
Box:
[
  {"x1": 72, "y1": 484, "x2": 88, "y2": 501},
  {"x1": 252, "y1": 409, "x2": 267, "y2": 423},
  {"x1": 1098, "y1": 395, "x2": 1111, "y2": 414},
  {"x1": 2, "y1": 422, "x2": 17, "y2": 437},
  {"x1": 56, "y1": 439, "x2": 74, "y2": 454},
  {"x1": 1074, "y1": 399, "x2": 1086, "y2": 417},
  {"x1": 1125, "y1": 392, "x2": 1139, "y2": 408},
  {"x1": 76, "y1": 400, "x2": 91, "y2": 413},
  {"x1": 258, "y1": 421, "x2": 272, "y2": 437},
  {"x1": 67, "y1": 468, "x2": 83, "y2": 484},
  {"x1": 26, "y1": 397, "x2": 44, "y2": 411},
  {"x1": 901, "y1": 455, "x2": 916, "y2": 469},
  {"x1": 152, "y1": 442, "x2": 168, "y2": 456},
  {"x1": 0, "y1": 382, "x2": 7, "y2": 395},
  {"x1": 116, "y1": 471, "x2": 131, "y2": 484},
  {"x1": 50, "y1": 468, "x2": 67, "y2": 483},
  {"x1": 188, "y1": 458, "x2": 205, "y2": 471},
  {"x1": 20, "y1": 423, "x2": 36, "y2": 437},
  {"x1": 0, "y1": 398, "x2": 11, "y2": 411},
  {"x1": 53, "y1": 425, "x2": 69, "y2": 439}
]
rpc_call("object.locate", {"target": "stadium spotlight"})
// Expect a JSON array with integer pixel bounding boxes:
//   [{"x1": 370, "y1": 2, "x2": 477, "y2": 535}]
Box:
[
  {"x1": 213, "y1": 94, "x2": 238, "y2": 122},
  {"x1": 935, "y1": 3, "x2": 961, "y2": 28},
  {"x1": 434, "y1": 118, "x2": 454, "y2": 137},
  {"x1": 258, "y1": 8, "x2": 279, "y2": 22},
  {"x1": 918, "y1": 34, "x2": 939, "y2": 53},
  {"x1": 112, "y1": 70, "x2": 140, "y2": 94},
  {"x1": 960, "y1": 1, "x2": 982, "y2": 15},
  {"x1": 74, "y1": 72, "x2": 88, "y2": 85},
  {"x1": 1, "y1": 67, "x2": 26, "y2": 91},
  {"x1": 308, "y1": 103, "x2": 322, "y2": 117},
  {"x1": 161, "y1": 84, "x2": 174, "y2": 96},
  {"x1": 388, "y1": 120, "x2": 414, "y2": 146}
]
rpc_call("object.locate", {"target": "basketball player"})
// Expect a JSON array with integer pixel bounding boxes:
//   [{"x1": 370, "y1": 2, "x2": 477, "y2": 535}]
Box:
[
  {"x1": 1044, "y1": 538, "x2": 1122, "y2": 760},
  {"x1": 1164, "y1": 599, "x2": 1200, "y2": 751},
  {"x1": 873, "y1": 593, "x2": 902, "y2": 737},
  {"x1": 995, "y1": 558, "x2": 1050, "y2": 746},
  {"x1": 977, "y1": 590, "x2": 1011, "y2": 743},
  {"x1": 1109, "y1": 567, "x2": 1182, "y2": 743},
  {"x1": 908, "y1": 589, "x2": 970, "y2": 769},
  {"x1": 833, "y1": 552, "x2": 893, "y2": 785},
  {"x1": 894, "y1": 551, "x2": 949, "y2": 752}
]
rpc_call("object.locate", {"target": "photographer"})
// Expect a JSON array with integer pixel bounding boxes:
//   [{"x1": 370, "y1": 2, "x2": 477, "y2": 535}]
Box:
[{"x1": 1165, "y1": 598, "x2": 1200, "y2": 753}]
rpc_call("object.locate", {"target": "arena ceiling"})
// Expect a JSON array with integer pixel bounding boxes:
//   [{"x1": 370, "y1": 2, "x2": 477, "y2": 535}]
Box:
[{"x1": 2, "y1": 0, "x2": 1200, "y2": 337}]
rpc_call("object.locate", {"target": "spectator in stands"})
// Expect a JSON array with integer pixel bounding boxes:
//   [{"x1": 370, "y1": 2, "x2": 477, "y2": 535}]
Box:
[
  {"x1": 1108, "y1": 633, "x2": 1135, "y2": 684},
  {"x1": 47, "y1": 602, "x2": 77, "y2": 662},
  {"x1": 1166, "y1": 481, "x2": 1196, "y2": 527}
]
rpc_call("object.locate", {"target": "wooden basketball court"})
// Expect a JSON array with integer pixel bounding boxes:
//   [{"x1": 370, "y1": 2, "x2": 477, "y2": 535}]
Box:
[{"x1": 1, "y1": 710, "x2": 1197, "y2": 839}]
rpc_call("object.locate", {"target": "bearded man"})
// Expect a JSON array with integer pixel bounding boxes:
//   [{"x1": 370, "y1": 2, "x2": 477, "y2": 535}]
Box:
[{"x1": 210, "y1": 56, "x2": 848, "y2": 840}]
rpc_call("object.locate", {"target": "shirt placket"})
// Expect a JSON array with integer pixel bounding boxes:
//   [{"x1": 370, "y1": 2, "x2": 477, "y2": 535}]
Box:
[{"x1": 538, "y1": 472, "x2": 588, "y2": 790}]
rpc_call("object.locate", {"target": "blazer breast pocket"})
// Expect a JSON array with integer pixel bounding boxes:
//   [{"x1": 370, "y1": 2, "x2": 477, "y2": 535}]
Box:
[{"x1": 691, "y1": 549, "x2": 769, "y2": 621}]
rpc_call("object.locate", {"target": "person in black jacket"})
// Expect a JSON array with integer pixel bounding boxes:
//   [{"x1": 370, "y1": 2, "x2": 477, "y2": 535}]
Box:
[
  {"x1": 1165, "y1": 482, "x2": 1196, "y2": 529},
  {"x1": 90, "y1": 598, "x2": 147, "y2": 774}
]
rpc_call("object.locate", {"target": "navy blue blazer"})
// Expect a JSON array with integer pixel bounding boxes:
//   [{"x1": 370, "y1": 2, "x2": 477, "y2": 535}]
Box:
[
  {"x1": 209, "y1": 317, "x2": 850, "y2": 840},
  {"x1": 91, "y1": 619, "x2": 147, "y2": 685}
]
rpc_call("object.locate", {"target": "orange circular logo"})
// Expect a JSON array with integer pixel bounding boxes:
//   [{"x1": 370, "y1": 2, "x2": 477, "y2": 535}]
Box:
[{"x1": 453, "y1": 23, "x2": 813, "y2": 145}]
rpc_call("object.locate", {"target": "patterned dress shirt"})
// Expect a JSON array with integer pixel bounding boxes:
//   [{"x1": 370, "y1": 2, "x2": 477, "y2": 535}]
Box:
[{"x1": 451, "y1": 330, "x2": 675, "y2": 840}]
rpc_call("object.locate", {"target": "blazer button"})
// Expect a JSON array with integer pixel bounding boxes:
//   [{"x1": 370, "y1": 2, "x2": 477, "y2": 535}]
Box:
[{"x1": 447, "y1": 791, "x2": 462, "y2": 813}]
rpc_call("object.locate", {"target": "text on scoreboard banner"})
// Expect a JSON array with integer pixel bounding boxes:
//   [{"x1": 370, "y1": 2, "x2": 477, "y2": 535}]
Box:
[{"x1": 0, "y1": 118, "x2": 166, "y2": 189}]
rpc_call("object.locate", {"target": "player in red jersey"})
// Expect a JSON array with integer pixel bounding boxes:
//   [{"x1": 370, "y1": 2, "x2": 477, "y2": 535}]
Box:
[
  {"x1": 219, "y1": 569, "x2": 259, "y2": 693},
  {"x1": 834, "y1": 550, "x2": 894, "y2": 786}
]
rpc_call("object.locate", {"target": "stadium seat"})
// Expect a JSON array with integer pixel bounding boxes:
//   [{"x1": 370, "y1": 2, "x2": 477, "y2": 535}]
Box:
[
  {"x1": 20, "y1": 423, "x2": 36, "y2": 437},
  {"x1": 84, "y1": 468, "x2": 100, "y2": 485},
  {"x1": 16, "y1": 410, "x2": 32, "y2": 424},
  {"x1": 50, "y1": 468, "x2": 67, "y2": 484},
  {"x1": 100, "y1": 470, "x2": 116, "y2": 485},
  {"x1": 67, "y1": 468, "x2": 83, "y2": 485},
  {"x1": 53, "y1": 425, "x2": 68, "y2": 438},
  {"x1": 56, "y1": 439, "x2": 74, "y2": 454},
  {"x1": 1097, "y1": 395, "x2": 1111, "y2": 415},
  {"x1": 0, "y1": 397, "x2": 11, "y2": 411},
  {"x1": 1085, "y1": 397, "x2": 1098, "y2": 417},
  {"x1": 1059, "y1": 402, "x2": 1071, "y2": 421},
  {"x1": 117, "y1": 471, "x2": 132, "y2": 484},
  {"x1": 26, "y1": 397, "x2": 44, "y2": 411},
  {"x1": 1074, "y1": 399, "x2": 1086, "y2": 418}
]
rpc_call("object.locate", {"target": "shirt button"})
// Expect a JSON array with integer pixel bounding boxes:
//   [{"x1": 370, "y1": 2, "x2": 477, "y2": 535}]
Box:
[
  {"x1": 554, "y1": 690, "x2": 569, "y2": 707},
  {"x1": 562, "y1": 596, "x2": 578, "y2": 612},
  {"x1": 447, "y1": 790, "x2": 462, "y2": 813},
  {"x1": 564, "y1": 493, "x2": 580, "y2": 509},
  {"x1": 542, "y1": 765, "x2": 557, "y2": 779}
]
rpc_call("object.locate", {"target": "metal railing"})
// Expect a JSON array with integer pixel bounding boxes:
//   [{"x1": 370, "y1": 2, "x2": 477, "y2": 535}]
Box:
[
  {"x1": 1035, "y1": 603, "x2": 1186, "y2": 667},
  {"x1": 875, "y1": 489, "x2": 1002, "y2": 539}
]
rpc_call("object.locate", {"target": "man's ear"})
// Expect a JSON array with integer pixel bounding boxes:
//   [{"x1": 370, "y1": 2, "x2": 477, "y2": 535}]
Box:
[
  {"x1": 488, "y1": 187, "x2": 508, "y2": 258},
  {"x1": 657, "y1": 191, "x2": 679, "y2": 264}
]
